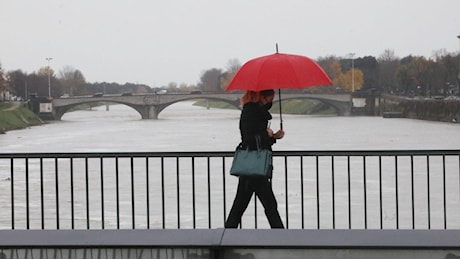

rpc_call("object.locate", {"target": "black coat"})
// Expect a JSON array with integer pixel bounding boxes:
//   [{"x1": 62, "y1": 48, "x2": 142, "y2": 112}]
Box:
[{"x1": 239, "y1": 102, "x2": 275, "y2": 150}]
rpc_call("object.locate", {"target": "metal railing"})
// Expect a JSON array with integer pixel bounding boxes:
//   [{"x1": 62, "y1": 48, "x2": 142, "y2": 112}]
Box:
[{"x1": 0, "y1": 150, "x2": 459, "y2": 230}]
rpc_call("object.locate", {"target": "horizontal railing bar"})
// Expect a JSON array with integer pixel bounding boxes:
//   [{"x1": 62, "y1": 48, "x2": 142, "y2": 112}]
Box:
[
  {"x1": 1, "y1": 149, "x2": 459, "y2": 158},
  {"x1": 274, "y1": 150, "x2": 460, "y2": 156},
  {"x1": 1, "y1": 229, "x2": 460, "y2": 249},
  {"x1": 0, "y1": 152, "x2": 234, "y2": 158}
]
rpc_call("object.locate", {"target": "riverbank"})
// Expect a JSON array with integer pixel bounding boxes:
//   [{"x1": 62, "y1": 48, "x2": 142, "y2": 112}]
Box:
[
  {"x1": 0, "y1": 102, "x2": 44, "y2": 134},
  {"x1": 380, "y1": 95, "x2": 460, "y2": 123}
]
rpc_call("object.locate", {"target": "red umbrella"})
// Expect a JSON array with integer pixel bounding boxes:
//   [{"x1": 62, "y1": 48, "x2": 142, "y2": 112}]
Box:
[{"x1": 227, "y1": 48, "x2": 332, "y2": 129}]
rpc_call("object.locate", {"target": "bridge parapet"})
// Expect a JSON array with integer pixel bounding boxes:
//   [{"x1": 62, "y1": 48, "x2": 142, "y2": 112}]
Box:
[{"x1": 2, "y1": 229, "x2": 460, "y2": 258}]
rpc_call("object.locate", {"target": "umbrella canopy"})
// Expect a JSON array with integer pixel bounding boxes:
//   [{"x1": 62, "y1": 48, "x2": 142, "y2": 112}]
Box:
[
  {"x1": 226, "y1": 51, "x2": 332, "y2": 129},
  {"x1": 226, "y1": 52, "x2": 332, "y2": 92}
]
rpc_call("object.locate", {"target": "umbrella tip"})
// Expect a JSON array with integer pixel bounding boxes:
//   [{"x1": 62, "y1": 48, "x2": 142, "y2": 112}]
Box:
[{"x1": 276, "y1": 43, "x2": 279, "y2": 53}]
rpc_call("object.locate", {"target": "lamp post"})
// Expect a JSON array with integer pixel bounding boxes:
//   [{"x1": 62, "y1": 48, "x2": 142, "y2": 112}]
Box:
[
  {"x1": 457, "y1": 35, "x2": 460, "y2": 93},
  {"x1": 349, "y1": 53, "x2": 355, "y2": 92},
  {"x1": 45, "y1": 57, "x2": 53, "y2": 97},
  {"x1": 24, "y1": 80, "x2": 27, "y2": 99}
]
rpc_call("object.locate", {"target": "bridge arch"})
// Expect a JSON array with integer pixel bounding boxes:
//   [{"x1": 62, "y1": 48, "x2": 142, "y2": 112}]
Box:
[
  {"x1": 53, "y1": 100, "x2": 144, "y2": 120},
  {"x1": 153, "y1": 96, "x2": 241, "y2": 119}
]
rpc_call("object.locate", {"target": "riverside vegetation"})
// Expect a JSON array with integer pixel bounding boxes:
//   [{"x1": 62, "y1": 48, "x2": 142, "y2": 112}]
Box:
[
  {"x1": 0, "y1": 102, "x2": 43, "y2": 134},
  {"x1": 0, "y1": 101, "x2": 115, "y2": 134}
]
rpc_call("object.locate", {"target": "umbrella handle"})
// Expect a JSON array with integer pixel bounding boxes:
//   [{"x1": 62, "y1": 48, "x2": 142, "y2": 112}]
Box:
[{"x1": 278, "y1": 89, "x2": 283, "y2": 130}]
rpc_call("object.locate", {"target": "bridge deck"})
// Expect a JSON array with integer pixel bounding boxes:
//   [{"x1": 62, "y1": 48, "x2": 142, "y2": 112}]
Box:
[{"x1": 1, "y1": 229, "x2": 460, "y2": 258}]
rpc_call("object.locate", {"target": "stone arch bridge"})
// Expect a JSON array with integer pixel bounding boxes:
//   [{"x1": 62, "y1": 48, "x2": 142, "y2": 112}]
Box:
[{"x1": 51, "y1": 93, "x2": 351, "y2": 120}]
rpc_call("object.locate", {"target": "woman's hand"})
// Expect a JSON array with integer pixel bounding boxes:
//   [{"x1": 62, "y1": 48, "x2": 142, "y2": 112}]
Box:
[
  {"x1": 266, "y1": 128, "x2": 274, "y2": 137},
  {"x1": 273, "y1": 129, "x2": 285, "y2": 139}
]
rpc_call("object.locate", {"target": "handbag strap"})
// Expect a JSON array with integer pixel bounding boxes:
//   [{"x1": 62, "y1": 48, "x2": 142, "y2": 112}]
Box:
[
  {"x1": 236, "y1": 142, "x2": 243, "y2": 150},
  {"x1": 255, "y1": 135, "x2": 262, "y2": 152},
  {"x1": 237, "y1": 135, "x2": 263, "y2": 151}
]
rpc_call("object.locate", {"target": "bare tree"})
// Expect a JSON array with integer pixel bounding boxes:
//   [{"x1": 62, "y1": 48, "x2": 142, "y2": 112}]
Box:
[
  {"x1": 378, "y1": 49, "x2": 399, "y2": 94},
  {"x1": 58, "y1": 66, "x2": 86, "y2": 96},
  {"x1": 220, "y1": 59, "x2": 242, "y2": 91},
  {"x1": 225, "y1": 58, "x2": 241, "y2": 75},
  {"x1": 0, "y1": 62, "x2": 7, "y2": 100}
]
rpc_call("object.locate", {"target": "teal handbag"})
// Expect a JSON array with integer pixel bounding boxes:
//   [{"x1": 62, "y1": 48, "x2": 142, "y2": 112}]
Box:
[{"x1": 230, "y1": 136, "x2": 273, "y2": 177}]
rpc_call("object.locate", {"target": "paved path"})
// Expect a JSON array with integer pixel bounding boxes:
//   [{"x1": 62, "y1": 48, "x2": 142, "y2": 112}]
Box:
[{"x1": 0, "y1": 101, "x2": 21, "y2": 111}]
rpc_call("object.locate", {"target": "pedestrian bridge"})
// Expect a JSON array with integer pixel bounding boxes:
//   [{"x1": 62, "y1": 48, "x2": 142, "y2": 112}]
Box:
[
  {"x1": 1, "y1": 149, "x2": 459, "y2": 258},
  {"x1": 51, "y1": 93, "x2": 352, "y2": 120}
]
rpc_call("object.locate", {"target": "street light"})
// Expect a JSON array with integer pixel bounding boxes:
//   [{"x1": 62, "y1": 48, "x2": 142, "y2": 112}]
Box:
[
  {"x1": 45, "y1": 57, "x2": 53, "y2": 97},
  {"x1": 24, "y1": 79, "x2": 27, "y2": 99},
  {"x1": 349, "y1": 53, "x2": 355, "y2": 92},
  {"x1": 457, "y1": 35, "x2": 460, "y2": 90}
]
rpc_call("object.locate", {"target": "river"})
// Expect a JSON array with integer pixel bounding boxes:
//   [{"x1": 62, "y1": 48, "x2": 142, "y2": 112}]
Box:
[{"x1": 1, "y1": 101, "x2": 459, "y2": 152}]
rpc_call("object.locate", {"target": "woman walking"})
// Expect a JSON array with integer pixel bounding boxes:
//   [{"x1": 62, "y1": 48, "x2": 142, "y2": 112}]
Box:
[{"x1": 225, "y1": 89, "x2": 285, "y2": 229}]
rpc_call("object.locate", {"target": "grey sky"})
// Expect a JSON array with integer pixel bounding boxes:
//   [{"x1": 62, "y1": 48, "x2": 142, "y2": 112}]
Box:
[{"x1": 1, "y1": 0, "x2": 459, "y2": 87}]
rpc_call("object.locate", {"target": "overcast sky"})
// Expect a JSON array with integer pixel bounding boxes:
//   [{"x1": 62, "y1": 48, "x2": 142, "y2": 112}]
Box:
[{"x1": 1, "y1": 0, "x2": 459, "y2": 87}]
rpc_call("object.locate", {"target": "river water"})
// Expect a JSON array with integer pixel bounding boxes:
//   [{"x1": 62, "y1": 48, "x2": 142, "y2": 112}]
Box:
[
  {"x1": 1, "y1": 101, "x2": 459, "y2": 229},
  {"x1": 2, "y1": 101, "x2": 459, "y2": 152}
]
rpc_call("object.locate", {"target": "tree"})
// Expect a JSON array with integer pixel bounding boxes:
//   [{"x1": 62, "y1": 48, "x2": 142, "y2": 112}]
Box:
[
  {"x1": 336, "y1": 68, "x2": 364, "y2": 92},
  {"x1": 316, "y1": 56, "x2": 366, "y2": 93},
  {"x1": 377, "y1": 49, "x2": 399, "y2": 94},
  {"x1": 221, "y1": 59, "x2": 241, "y2": 91},
  {"x1": 432, "y1": 52, "x2": 459, "y2": 96},
  {"x1": 0, "y1": 62, "x2": 7, "y2": 100},
  {"x1": 396, "y1": 63, "x2": 411, "y2": 95},
  {"x1": 27, "y1": 69, "x2": 50, "y2": 97},
  {"x1": 59, "y1": 66, "x2": 86, "y2": 96},
  {"x1": 134, "y1": 84, "x2": 152, "y2": 93},
  {"x1": 355, "y1": 56, "x2": 378, "y2": 91},
  {"x1": 34, "y1": 66, "x2": 64, "y2": 97},
  {"x1": 167, "y1": 82, "x2": 178, "y2": 92},
  {"x1": 6, "y1": 70, "x2": 28, "y2": 98},
  {"x1": 199, "y1": 68, "x2": 223, "y2": 93},
  {"x1": 410, "y1": 56, "x2": 432, "y2": 96},
  {"x1": 316, "y1": 56, "x2": 342, "y2": 93},
  {"x1": 317, "y1": 56, "x2": 342, "y2": 81}
]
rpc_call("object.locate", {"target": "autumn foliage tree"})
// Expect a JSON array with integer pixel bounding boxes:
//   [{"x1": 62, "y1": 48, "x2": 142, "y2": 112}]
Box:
[
  {"x1": 317, "y1": 56, "x2": 364, "y2": 93},
  {"x1": 336, "y1": 68, "x2": 364, "y2": 92}
]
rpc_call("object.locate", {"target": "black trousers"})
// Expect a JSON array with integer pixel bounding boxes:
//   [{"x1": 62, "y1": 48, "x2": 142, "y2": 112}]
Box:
[{"x1": 225, "y1": 176, "x2": 284, "y2": 229}]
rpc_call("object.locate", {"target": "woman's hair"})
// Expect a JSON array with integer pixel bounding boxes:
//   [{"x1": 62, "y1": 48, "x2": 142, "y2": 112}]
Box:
[{"x1": 240, "y1": 89, "x2": 275, "y2": 106}]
